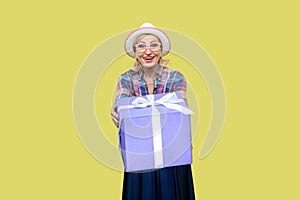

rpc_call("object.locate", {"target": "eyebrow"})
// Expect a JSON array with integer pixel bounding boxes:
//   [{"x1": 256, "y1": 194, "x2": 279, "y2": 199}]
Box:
[{"x1": 139, "y1": 40, "x2": 159, "y2": 43}]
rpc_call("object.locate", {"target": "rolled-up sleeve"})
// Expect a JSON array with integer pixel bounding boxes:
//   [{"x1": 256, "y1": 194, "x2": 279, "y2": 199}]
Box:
[
  {"x1": 173, "y1": 71, "x2": 187, "y2": 101},
  {"x1": 115, "y1": 74, "x2": 133, "y2": 99}
]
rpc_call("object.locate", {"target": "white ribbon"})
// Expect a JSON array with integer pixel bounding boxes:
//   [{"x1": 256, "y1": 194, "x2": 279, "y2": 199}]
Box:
[
  {"x1": 118, "y1": 92, "x2": 194, "y2": 115},
  {"x1": 118, "y1": 92, "x2": 193, "y2": 169}
]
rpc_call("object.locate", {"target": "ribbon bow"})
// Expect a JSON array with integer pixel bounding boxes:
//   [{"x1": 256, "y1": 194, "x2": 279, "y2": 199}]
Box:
[{"x1": 118, "y1": 92, "x2": 194, "y2": 115}]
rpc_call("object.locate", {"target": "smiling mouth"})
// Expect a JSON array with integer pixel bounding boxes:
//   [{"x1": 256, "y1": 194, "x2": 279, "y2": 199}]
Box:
[{"x1": 143, "y1": 56, "x2": 155, "y2": 63}]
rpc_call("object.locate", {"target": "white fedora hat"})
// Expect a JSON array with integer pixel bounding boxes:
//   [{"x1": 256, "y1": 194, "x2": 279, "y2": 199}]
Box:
[{"x1": 124, "y1": 22, "x2": 171, "y2": 58}]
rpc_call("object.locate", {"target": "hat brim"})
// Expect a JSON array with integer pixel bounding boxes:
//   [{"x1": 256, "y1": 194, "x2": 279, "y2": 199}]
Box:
[{"x1": 124, "y1": 27, "x2": 171, "y2": 58}]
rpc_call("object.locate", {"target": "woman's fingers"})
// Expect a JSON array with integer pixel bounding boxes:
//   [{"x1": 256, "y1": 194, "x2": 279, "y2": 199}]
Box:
[
  {"x1": 111, "y1": 105, "x2": 119, "y2": 127},
  {"x1": 111, "y1": 105, "x2": 119, "y2": 119}
]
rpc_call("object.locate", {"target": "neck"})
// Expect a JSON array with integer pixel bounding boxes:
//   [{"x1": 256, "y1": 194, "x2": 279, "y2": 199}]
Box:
[{"x1": 142, "y1": 64, "x2": 159, "y2": 79}]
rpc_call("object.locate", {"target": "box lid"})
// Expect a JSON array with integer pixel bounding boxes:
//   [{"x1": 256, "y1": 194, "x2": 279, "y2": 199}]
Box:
[{"x1": 116, "y1": 92, "x2": 192, "y2": 119}]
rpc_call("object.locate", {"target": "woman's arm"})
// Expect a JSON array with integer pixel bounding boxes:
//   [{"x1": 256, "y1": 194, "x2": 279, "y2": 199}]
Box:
[
  {"x1": 173, "y1": 71, "x2": 187, "y2": 101},
  {"x1": 111, "y1": 74, "x2": 133, "y2": 127}
]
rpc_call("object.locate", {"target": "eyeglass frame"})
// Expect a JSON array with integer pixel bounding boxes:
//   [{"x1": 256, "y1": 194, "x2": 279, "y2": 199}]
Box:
[{"x1": 134, "y1": 42, "x2": 162, "y2": 52}]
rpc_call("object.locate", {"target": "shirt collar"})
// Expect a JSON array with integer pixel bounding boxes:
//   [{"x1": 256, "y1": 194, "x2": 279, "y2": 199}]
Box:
[{"x1": 137, "y1": 65, "x2": 163, "y2": 81}]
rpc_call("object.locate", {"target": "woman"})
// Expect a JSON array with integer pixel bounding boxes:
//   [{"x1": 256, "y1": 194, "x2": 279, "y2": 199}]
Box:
[{"x1": 111, "y1": 22, "x2": 195, "y2": 200}]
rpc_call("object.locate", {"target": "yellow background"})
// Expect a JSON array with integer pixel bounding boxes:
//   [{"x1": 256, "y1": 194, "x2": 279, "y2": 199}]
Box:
[{"x1": 1, "y1": 0, "x2": 299, "y2": 199}]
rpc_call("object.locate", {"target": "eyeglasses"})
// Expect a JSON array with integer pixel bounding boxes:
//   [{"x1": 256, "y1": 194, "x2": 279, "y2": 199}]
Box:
[{"x1": 134, "y1": 42, "x2": 161, "y2": 52}]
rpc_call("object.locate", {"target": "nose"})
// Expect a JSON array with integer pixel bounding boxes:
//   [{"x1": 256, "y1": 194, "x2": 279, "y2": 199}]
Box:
[{"x1": 144, "y1": 47, "x2": 152, "y2": 54}]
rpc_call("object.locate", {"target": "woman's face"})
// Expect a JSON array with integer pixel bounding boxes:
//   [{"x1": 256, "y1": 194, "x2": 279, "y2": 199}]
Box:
[{"x1": 134, "y1": 35, "x2": 162, "y2": 69}]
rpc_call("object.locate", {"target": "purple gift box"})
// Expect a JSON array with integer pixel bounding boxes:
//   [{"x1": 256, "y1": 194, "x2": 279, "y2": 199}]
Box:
[{"x1": 116, "y1": 92, "x2": 193, "y2": 172}]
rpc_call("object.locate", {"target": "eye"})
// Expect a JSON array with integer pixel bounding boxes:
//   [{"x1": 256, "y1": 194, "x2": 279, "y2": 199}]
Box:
[
  {"x1": 150, "y1": 43, "x2": 158, "y2": 48},
  {"x1": 137, "y1": 44, "x2": 146, "y2": 49},
  {"x1": 150, "y1": 43, "x2": 160, "y2": 49}
]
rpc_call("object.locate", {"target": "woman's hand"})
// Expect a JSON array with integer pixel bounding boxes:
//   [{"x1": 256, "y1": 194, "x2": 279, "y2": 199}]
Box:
[{"x1": 111, "y1": 105, "x2": 119, "y2": 128}]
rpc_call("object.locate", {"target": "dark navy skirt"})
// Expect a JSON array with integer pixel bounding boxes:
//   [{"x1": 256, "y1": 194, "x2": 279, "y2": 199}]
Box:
[{"x1": 122, "y1": 164, "x2": 195, "y2": 200}]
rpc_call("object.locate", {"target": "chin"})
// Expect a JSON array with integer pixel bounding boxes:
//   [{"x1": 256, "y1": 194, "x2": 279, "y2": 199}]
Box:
[{"x1": 141, "y1": 62, "x2": 158, "y2": 68}]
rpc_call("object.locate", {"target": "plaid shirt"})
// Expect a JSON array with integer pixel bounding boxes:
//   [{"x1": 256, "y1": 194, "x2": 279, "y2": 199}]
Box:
[{"x1": 115, "y1": 65, "x2": 187, "y2": 100}]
